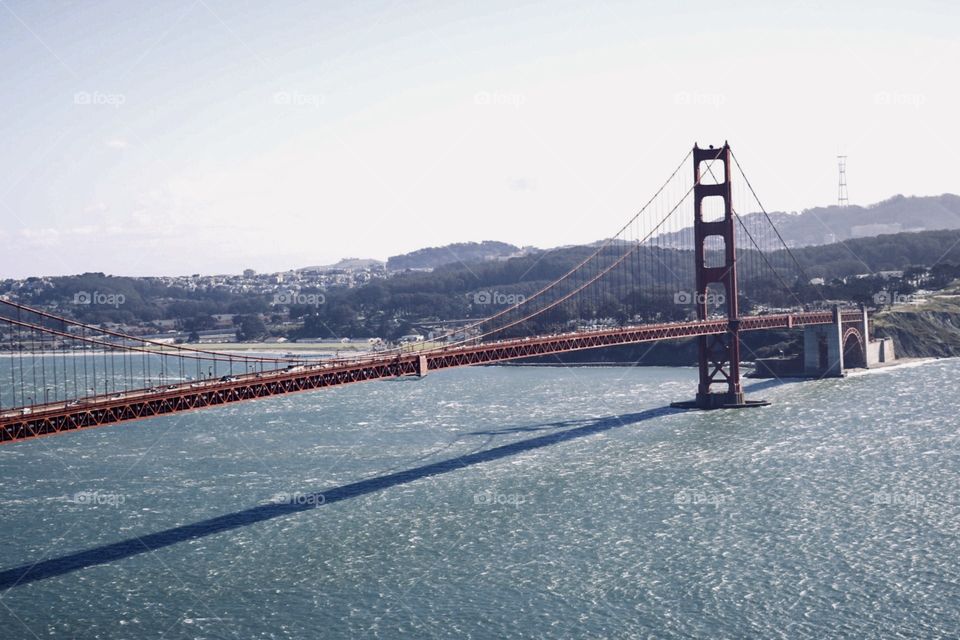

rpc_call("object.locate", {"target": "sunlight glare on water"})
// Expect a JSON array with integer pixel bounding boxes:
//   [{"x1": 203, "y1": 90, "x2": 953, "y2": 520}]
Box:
[{"x1": 0, "y1": 361, "x2": 958, "y2": 639}]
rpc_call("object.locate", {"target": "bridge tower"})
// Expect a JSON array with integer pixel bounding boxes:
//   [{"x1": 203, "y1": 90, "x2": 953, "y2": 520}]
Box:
[{"x1": 673, "y1": 143, "x2": 768, "y2": 410}]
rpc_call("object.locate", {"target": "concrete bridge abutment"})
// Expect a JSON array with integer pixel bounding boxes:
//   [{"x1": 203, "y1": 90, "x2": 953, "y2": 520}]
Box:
[{"x1": 803, "y1": 307, "x2": 846, "y2": 377}]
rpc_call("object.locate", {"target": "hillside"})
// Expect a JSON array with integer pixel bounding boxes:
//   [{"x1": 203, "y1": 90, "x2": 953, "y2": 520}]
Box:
[
  {"x1": 386, "y1": 241, "x2": 527, "y2": 271},
  {"x1": 297, "y1": 258, "x2": 384, "y2": 273},
  {"x1": 789, "y1": 229, "x2": 960, "y2": 278},
  {"x1": 761, "y1": 194, "x2": 960, "y2": 246},
  {"x1": 873, "y1": 283, "x2": 960, "y2": 357},
  {"x1": 7, "y1": 228, "x2": 960, "y2": 344},
  {"x1": 657, "y1": 194, "x2": 960, "y2": 248}
]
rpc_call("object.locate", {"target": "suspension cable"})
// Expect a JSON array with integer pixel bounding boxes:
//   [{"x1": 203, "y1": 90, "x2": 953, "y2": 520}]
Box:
[
  {"x1": 729, "y1": 150, "x2": 824, "y2": 298},
  {"x1": 395, "y1": 147, "x2": 699, "y2": 353},
  {"x1": 433, "y1": 147, "x2": 725, "y2": 348}
]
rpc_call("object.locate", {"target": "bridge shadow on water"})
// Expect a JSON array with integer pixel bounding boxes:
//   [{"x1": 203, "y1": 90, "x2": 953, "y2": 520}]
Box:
[
  {"x1": 742, "y1": 377, "x2": 807, "y2": 394},
  {"x1": 0, "y1": 406, "x2": 680, "y2": 590},
  {"x1": 466, "y1": 417, "x2": 601, "y2": 436}
]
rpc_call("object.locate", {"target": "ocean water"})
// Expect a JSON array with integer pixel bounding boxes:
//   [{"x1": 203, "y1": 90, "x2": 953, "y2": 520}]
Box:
[{"x1": 0, "y1": 360, "x2": 958, "y2": 639}]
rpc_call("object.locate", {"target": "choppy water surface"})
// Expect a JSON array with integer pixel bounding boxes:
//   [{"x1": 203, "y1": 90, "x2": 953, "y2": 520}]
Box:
[{"x1": 1, "y1": 361, "x2": 958, "y2": 639}]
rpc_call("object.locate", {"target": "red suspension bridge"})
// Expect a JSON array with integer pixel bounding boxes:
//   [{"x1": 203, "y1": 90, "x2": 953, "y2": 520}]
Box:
[{"x1": 0, "y1": 143, "x2": 876, "y2": 443}]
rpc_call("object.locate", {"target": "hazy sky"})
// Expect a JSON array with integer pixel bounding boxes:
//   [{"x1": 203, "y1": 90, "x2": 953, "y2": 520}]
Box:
[{"x1": 1, "y1": 0, "x2": 957, "y2": 277}]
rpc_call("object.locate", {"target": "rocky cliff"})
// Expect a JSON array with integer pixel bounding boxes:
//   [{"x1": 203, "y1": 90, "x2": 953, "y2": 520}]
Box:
[{"x1": 873, "y1": 287, "x2": 960, "y2": 357}]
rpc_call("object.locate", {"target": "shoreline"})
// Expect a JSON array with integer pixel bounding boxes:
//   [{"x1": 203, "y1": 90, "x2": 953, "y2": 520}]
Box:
[{"x1": 844, "y1": 356, "x2": 941, "y2": 376}]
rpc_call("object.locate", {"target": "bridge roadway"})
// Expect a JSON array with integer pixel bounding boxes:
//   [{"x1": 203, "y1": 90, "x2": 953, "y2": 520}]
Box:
[{"x1": 0, "y1": 310, "x2": 860, "y2": 443}]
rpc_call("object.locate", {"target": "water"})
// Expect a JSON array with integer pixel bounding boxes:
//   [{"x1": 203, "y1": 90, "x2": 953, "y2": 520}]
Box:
[{"x1": 0, "y1": 361, "x2": 958, "y2": 638}]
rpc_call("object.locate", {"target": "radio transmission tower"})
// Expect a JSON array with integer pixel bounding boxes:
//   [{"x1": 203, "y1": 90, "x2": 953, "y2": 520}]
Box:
[{"x1": 837, "y1": 155, "x2": 849, "y2": 206}]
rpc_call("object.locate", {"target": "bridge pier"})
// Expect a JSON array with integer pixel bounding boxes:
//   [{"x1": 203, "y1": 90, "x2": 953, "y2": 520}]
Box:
[{"x1": 417, "y1": 354, "x2": 429, "y2": 377}]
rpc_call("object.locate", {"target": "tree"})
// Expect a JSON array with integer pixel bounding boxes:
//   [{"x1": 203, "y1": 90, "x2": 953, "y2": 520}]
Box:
[
  {"x1": 234, "y1": 314, "x2": 267, "y2": 341},
  {"x1": 182, "y1": 314, "x2": 216, "y2": 332}
]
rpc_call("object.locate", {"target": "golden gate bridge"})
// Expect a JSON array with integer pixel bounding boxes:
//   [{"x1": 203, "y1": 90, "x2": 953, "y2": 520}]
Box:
[{"x1": 0, "y1": 143, "x2": 874, "y2": 444}]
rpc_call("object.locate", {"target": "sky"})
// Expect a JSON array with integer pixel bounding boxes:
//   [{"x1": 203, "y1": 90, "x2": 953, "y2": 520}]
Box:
[{"x1": 0, "y1": 0, "x2": 958, "y2": 278}]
